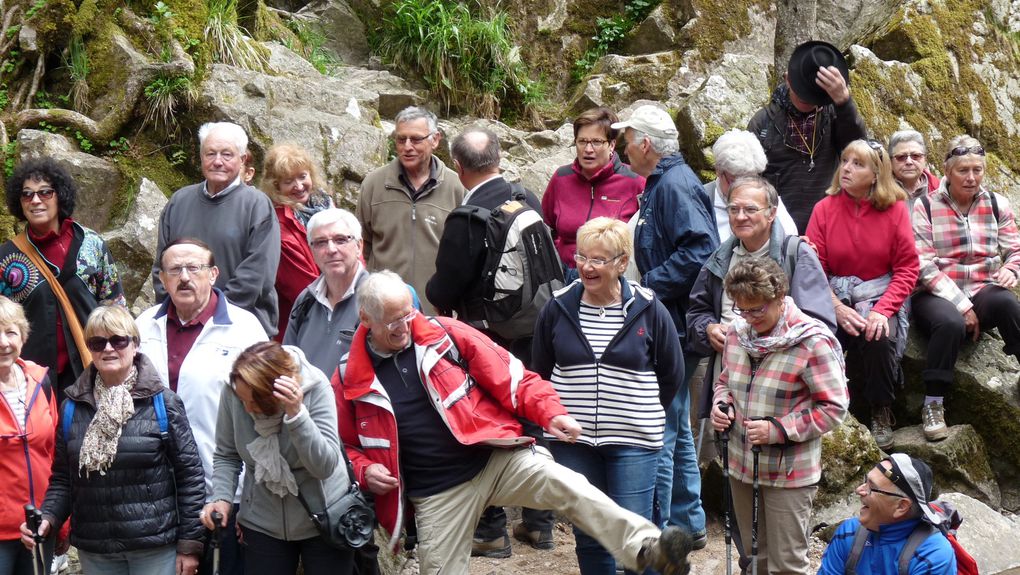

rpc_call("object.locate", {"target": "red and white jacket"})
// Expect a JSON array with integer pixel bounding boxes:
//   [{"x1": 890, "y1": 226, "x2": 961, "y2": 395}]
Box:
[{"x1": 333, "y1": 314, "x2": 568, "y2": 549}]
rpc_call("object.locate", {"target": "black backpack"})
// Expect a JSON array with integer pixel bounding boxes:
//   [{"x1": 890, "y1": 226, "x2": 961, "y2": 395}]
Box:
[{"x1": 455, "y1": 187, "x2": 564, "y2": 341}]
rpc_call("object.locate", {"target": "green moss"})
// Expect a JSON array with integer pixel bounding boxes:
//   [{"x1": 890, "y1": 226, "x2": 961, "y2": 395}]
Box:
[
  {"x1": 110, "y1": 136, "x2": 194, "y2": 223},
  {"x1": 680, "y1": 0, "x2": 770, "y2": 61}
]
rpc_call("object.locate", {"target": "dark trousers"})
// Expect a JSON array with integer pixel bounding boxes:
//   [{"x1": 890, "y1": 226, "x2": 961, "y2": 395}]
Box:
[
  {"x1": 474, "y1": 418, "x2": 555, "y2": 540},
  {"x1": 200, "y1": 503, "x2": 243, "y2": 575},
  {"x1": 240, "y1": 525, "x2": 354, "y2": 575},
  {"x1": 912, "y1": 287, "x2": 1020, "y2": 396},
  {"x1": 839, "y1": 313, "x2": 903, "y2": 407}
]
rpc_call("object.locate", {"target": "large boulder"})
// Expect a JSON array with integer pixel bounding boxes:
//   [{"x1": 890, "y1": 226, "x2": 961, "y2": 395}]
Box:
[
  {"x1": 939, "y1": 492, "x2": 1020, "y2": 574},
  {"x1": 888, "y1": 424, "x2": 1000, "y2": 509},
  {"x1": 101, "y1": 178, "x2": 166, "y2": 310},
  {"x1": 16, "y1": 130, "x2": 123, "y2": 232},
  {"x1": 812, "y1": 414, "x2": 883, "y2": 528},
  {"x1": 194, "y1": 43, "x2": 389, "y2": 207},
  {"x1": 294, "y1": 0, "x2": 371, "y2": 66}
]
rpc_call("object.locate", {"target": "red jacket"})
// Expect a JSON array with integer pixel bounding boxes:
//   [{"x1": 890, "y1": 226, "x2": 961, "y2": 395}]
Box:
[
  {"x1": 274, "y1": 204, "x2": 319, "y2": 341},
  {"x1": 542, "y1": 153, "x2": 644, "y2": 267},
  {"x1": 0, "y1": 360, "x2": 57, "y2": 539},
  {"x1": 333, "y1": 315, "x2": 568, "y2": 548}
]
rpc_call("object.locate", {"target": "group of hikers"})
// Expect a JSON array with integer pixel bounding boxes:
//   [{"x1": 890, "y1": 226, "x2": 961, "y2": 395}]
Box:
[{"x1": 0, "y1": 38, "x2": 1011, "y2": 575}]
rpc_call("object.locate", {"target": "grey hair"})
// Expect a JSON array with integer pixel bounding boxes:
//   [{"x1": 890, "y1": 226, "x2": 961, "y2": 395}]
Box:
[
  {"x1": 887, "y1": 130, "x2": 927, "y2": 155},
  {"x1": 394, "y1": 106, "x2": 439, "y2": 134},
  {"x1": 943, "y1": 134, "x2": 985, "y2": 171},
  {"x1": 713, "y1": 130, "x2": 767, "y2": 177},
  {"x1": 198, "y1": 122, "x2": 248, "y2": 154},
  {"x1": 306, "y1": 208, "x2": 362, "y2": 244},
  {"x1": 632, "y1": 129, "x2": 679, "y2": 156},
  {"x1": 358, "y1": 270, "x2": 412, "y2": 321},
  {"x1": 729, "y1": 175, "x2": 779, "y2": 208},
  {"x1": 451, "y1": 127, "x2": 500, "y2": 172}
]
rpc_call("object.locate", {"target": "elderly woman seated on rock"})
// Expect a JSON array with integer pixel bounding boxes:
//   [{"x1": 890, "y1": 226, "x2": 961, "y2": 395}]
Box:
[
  {"x1": 910, "y1": 134, "x2": 1020, "y2": 442},
  {"x1": 888, "y1": 129, "x2": 939, "y2": 203}
]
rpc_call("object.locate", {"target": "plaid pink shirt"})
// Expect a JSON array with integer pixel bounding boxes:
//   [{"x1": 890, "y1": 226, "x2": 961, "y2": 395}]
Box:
[
  {"x1": 713, "y1": 304, "x2": 848, "y2": 488},
  {"x1": 912, "y1": 185, "x2": 1020, "y2": 313}
]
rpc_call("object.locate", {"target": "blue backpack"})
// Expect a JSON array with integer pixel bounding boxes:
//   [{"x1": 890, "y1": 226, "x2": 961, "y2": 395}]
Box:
[{"x1": 62, "y1": 392, "x2": 168, "y2": 441}]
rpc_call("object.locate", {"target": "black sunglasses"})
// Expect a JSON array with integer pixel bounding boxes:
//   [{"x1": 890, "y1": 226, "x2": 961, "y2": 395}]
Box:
[
  {"x1": 20, "y1": 189, "x2": 56, "y2": 201},
  {"x1": 944, "y1": 145, "x2": 985, "y2": 161},
  {"x1": 85, "y1": 335, "x2": 136, "y2": 352}
]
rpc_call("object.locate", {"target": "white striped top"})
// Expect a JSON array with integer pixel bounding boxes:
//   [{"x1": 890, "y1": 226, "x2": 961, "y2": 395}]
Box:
[{"x1": 579, "y1": 301, "x2": 625, "y2": 359}]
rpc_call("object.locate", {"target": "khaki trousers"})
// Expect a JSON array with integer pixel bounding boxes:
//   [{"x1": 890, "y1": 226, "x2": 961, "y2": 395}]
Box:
[
  {"x1": 410, "y1": 446, "x2": 660, "y2": 575},
  {"x1": 729, "y1": 478, "x2": 816, "y2": 575}
]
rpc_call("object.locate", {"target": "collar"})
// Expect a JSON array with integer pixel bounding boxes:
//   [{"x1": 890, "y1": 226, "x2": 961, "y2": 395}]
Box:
[
  {"x1": 27, "y1": 217, "x2": 74, "y2": 243},
  {"x1": 398, "y1": 156, "x2": 439, "y2": 192},
  {"x1": 154, "y1": 287, "x2": 232, "y2": 325},
  {"x1": 462, "y1": 174, "x2": 504, "y2": 205},
  {"x1": 313, "y1": 264, "x2": 367, "y2": 309},
  {"x1": 570, "y1": 152, "x2": 621, "y2": 182},
  {"x1": 167, "y1": 289, "x2": 219, "y2": 327},
  {"x1": 202, "y1": 174, "x2": 243, "y2": 198}
]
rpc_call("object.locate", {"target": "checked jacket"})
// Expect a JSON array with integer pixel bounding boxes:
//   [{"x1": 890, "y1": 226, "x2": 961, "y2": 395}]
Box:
[
  {"x1": 712, "y1": 301, "x2": 848, "y2": 488},
  {"x1": 912, "y1": 183, "x2": 1020, "y2": 313}
]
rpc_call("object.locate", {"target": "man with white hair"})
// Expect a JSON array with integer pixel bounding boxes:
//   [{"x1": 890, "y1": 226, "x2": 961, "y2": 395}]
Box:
[
  {"x1": 357, "y1": 106, "x2": 465, "y2": 315},
  {"x1": 612, "y1": 105, "x2": 716, "y2": 548},
  {"x1": 153, "y1": 121, "x2": 281, "y2": 336},
  {"x1": 709, "y1": 129, "x2": 798, "y2": 241}
]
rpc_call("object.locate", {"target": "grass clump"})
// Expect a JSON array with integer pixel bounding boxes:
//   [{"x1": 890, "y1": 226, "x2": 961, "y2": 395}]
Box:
[
  {"x1": 377, "y1": 0, "x2": 543, "y2": 120},
  {"x1": 572, "y1": 0, "x2": 658, "y2": 80},
  {"x1": 143, "y1": 74, "x2": 194, "y2": 135},
  {"x1": 62, "y1": 34, "x2": 90, "y2": 112},
  {"x1": 205, "y1": 0, "x2": 268, "y2": 71},
  {"x1": 284, "y1": 19, "x2": 341, "y2": 76}
]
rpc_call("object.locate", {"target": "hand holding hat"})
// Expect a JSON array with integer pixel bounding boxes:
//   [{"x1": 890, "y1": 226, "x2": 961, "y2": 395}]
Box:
[{"x1": 787, "y1": 40, "x2": 851, "y2": 107}]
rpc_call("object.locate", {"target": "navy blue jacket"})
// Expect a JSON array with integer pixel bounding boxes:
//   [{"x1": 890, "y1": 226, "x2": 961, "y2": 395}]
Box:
[
  {"x1": 532, "y1": 278, "x2": 683, "y2": 410},
  {"x1": 634, "y1": 154, "x2": 719, "y2": 347}
]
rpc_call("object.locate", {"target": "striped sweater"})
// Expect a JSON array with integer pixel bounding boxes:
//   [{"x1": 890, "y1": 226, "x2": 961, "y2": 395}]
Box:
[{"x1": 532, "y1": 278, "x2": 683, "y2": 449}]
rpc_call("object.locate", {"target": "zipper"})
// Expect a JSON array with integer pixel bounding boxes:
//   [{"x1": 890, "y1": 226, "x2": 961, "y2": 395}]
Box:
[{"x1": 586, "y1": 185, "x2": 595, "y2": 222}]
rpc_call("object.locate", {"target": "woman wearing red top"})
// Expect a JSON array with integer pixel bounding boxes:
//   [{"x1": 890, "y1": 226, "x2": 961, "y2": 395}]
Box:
[
  {"x1": 260, "y1": 145, "x2": 334, "y2": 341},
  {"x1": 805, "y1": 139, "x2": 919, "y2": 450},
  {"x1": 542, "y1": 108, "x2": 644, "y2": 274},
  {"x1": 0, "y1": 296, "x2": 58, "y2": 575}
]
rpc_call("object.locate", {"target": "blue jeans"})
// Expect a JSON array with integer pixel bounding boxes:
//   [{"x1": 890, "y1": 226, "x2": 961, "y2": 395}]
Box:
[
  {"x1": 551, "y1": 442, "x2": 658, "y2": 575},
  {"x1": 0, "y1": 537, "x2": 53, "y2": 575},
  {"x1": 654, "y1": 352, "x2": 706, "y2": 535},
  {"x1": 78, "y1": 543, "x2": 176, "y2": 575}
]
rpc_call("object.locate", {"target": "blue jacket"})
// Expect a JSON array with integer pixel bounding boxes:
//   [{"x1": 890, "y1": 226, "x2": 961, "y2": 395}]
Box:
[
  {"x1": 818, "y1": 517, "x2": 957, "y2": 575},
  {"x1": 532, "y1": 278, "x2": 683, "y2": 442},
  {"x1": 634, "y1": 154, "x2": 719, "y2": 346}
]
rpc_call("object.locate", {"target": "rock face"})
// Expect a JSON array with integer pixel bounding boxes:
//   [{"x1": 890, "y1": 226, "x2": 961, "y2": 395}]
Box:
[
  {"x1": 812, "y1": 414, "x2": 883, "y2": 528},
  {"x1": 101, "y1": 178, "x2": 166, "y2": 311},
  {"x1": 889, "y1": 424, "x2": 1000, "y2": 509},
  {"x1": 939, "y1": 492, "x2": 1020, "y2": 574},
  {"x1": 295, "y1": 0, "x2": 371, "y2": 66},
  {"x1": 16, "y1": 130, "x2": 123, "y2": 232}
]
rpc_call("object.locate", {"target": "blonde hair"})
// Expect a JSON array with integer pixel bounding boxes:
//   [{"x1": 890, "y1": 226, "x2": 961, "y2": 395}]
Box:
[
  {"x1": 0, "y1": 296, "x2": 30, "y2": 342},
  {"x1": 576, "y1": 217, "x2": 633, "y2": 261},
  {"x1": 84, "y1": 304, "x2": 139, "y2": 340},
  {"x1": 260, "y1": 144, "x2": 327, "y2": 207},
  {"x1": 825, "y1": 139, "x2": 905, "y2": 211},
  {"x1": 943, "y1": 134, "x2": 985, "y2": 172}
]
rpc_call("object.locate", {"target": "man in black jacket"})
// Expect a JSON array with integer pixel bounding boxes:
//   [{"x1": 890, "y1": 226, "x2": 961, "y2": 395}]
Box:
[{"x1": 425, "y1": 126, "x2": 555, "y2": 558}]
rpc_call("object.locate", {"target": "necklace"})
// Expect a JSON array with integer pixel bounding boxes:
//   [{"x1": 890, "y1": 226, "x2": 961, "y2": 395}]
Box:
[{"x1": 788, "y1": 113, "x2": 818, "y2": 171}]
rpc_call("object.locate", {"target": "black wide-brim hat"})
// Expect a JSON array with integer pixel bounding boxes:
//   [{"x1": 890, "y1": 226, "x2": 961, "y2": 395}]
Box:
[{"x1": 787, "y1": 40, "x2": 850, "y2": 106}]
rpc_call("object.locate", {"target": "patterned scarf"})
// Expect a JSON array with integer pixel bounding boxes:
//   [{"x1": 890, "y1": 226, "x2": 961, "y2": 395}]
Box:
[
  {"x1": 293, "y1": 190, "x2": 334, "y2": 228},
  {"x1": 734, "y1": 296, "x2": 845, "y2": 369},
  {"x1": 79, "y1": 367, "x2": 138, "y2": 476},
  {"x1": 246, "y1": 412, "x2": 299, "y2": 498}
]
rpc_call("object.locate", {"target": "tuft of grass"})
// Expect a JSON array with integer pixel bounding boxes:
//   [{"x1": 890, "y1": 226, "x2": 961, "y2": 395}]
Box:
[
  {"x1": 284, "y1": 19, "x2": 341, "y2": 76},
  {"x1": 62, "y1": 35, "x2": 90, "y2": 112},
  {"x1": 377, "y1": 0, "x2": 543, "y2": 119},
  {"x1": 205, "y1": 0, "x2": 269, "y2": 71},
  {"x1": 142, "y1": 74, "x2": 194, "y2": 135}
]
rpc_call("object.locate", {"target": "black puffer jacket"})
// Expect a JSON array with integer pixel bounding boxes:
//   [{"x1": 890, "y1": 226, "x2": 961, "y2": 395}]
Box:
[{"x1": 41, "y1": 353, "x2": 205, "y2": 556}]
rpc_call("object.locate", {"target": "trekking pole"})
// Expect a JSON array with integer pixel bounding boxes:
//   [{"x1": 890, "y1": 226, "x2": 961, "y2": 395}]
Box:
[
  {"x1": 715, "y1": 404, "x2": 733, "y2": 575},
  {"x1": 751, "y1": 443, "x2": 761, "y2": 575},
  {"x1": 24, "y1": 504, "x2": 44, "y2": 575},
  {"x1": 210, "y1": 511, "x2": 224, "y2": 575}
]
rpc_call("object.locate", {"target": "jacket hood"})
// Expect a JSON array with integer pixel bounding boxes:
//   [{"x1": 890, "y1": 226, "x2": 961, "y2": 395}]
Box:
[{"x1": 65, "y1": 352, "x2": 165, "y2": 408}]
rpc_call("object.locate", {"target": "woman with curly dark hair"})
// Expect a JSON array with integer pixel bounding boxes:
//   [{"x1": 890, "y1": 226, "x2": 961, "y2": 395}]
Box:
[{"x1": 0, "y1": 158, "x2": 125, "y2": 402}]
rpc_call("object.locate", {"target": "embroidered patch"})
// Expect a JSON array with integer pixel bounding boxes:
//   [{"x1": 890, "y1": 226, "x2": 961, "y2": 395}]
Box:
[{"x1": 0, "y1": 251, "x2": 40, "y2": 302}]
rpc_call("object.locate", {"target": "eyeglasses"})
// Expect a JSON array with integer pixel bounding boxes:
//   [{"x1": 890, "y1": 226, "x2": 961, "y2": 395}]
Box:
[
  {"x1": 394, "y1": 133, "x2": 435, "y2": 145},
  {"x1": 945, "y1": 145, "x2": 985, "y2": 161},
  {"x1": 860, "y1": 480, "x2": 907, "y2": 499},
  {"x1": 731, "y1": 301, "x2": 770, "y2": 318},
  {"x1": 310, "y1": 234, "x2": 357, "y2": 250},
  {"x1": 573, "y1": 253, "x2": 623, "y2": 268},
  {"x1": 575, "y1": 138, "x2": 609, "y2": 149},
  {"x1": 726, "y1": 205, "x2": 770, "y2": 217},
  {"x1": 892, "y1": 152, "x2": 925, "y2": 163},
  {"x1": 384, "y1": 309, "x2": 418, "y2": 331},
  {"x1": 20, "y1": 189, "x2": 56, "y2": 201},
  {"x1": 163, "y1": 264, "x2": 212, "y2": 277},
  {"x1": 85, "y1": 335, "x2": 136, "y2": 352},
  {"x1": 866, "y1": 140, "x2": 886, "y2": 158}
]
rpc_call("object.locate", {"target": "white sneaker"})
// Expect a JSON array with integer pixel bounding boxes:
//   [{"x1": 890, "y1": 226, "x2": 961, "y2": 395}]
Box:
[
  {"x1": 922, "y1": 402, "x2": 949, "y2": 441},
  {"x1": 51, "y1": 554, "x2": 68, "y2": 574}
]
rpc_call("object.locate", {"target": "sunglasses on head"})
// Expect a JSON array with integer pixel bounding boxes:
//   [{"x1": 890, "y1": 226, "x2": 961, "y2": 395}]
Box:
[
  {"x1": 945, "y1": 145, "x2": 985, "y2": 161},
  {"x1": 85, "y1": 335, "x2": 135, "y2": 352},
  {"x1": 866, "y1": 140, "x2": 886, "y2": 157}
]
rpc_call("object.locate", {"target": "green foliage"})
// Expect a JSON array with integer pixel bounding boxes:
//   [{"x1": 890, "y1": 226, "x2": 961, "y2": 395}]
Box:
[
  {"x1": 573, "y1": 0, "x2": 659, "y2": 80},
  {"x1": 36, "y1": 121, "x2": 58, "y2": 133},
  {"x1": 5, "y1": 25, "x2": 20, "y2": 38},
  {"x1": 377, "y1": 0, "x2": 543, "y2": 119},
  {"x1": 3, "y1": 142, "x2": 16, "y2": 179},
  {"x1": 33, "y1": 90, "x2": 55, "y2": 109},
  {"x1": 74, "y1": 131, "x2": 93, "y2": 153},
  {"x1": 62, "y1": 35, "x2": 90, "y2": 112},
  {"x1": 284, "y1": 19, "x2": 341, "y2": 76},
  {"x1": 2, "y1": 50, "x2": 20, "y2": 75},
  {"x1": 0, "y1": 86, "x2": 8, "y2": 112},
  {"x1": 143, "y1": 74, "x2": 193, "y2": 134},
  {"x1": 206, "y1": 0, "x2": 269, "y2": 71},
  {"x1": 150, "y1": 1, "x2": 175, "y2": 25},
  {"x1": 168, "y1": 147, "x2": 188, "y2": 167},
  {"x1": 25, "y1": 0, "x2": 47, "y2": 20},
  {"x1": 108, "y1": 137, "x2": 131, "y2": 154}
]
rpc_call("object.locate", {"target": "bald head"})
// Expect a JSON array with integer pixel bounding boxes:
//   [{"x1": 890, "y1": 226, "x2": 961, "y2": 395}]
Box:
[{"x1": 452, "y1": 128, "x2": 501, "y2": 175}]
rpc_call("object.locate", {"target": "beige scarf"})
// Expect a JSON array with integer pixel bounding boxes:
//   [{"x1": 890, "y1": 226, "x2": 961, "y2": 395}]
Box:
[{"x1": 79, "y1": 367, "x2": 138, "y2": 476}]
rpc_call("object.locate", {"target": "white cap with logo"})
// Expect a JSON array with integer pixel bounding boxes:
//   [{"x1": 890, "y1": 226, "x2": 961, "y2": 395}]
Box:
[{"x1": 610, "y1": 105, "x2": 679, "y2": 139}]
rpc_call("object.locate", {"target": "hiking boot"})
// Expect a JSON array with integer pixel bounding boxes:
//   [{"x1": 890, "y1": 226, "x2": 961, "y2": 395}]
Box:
[
  {"x1": 471, "y1": 534, "x2": 511, "y2": 558},
  {"x1": 922, "y1": 402, "x2": 949, "y2": 441},
  {"x1": 691, "y1": 530, "x2": 708, "y2": 550},
  {"x1": 870, "y1": 406, "x2": 895, "y2": 450},
  {"x1": 512, "y1": 522, "x2": 555, "y2": 550},
  {"x1": 637, "y1": 526, "x2": 693, "y2": 575}
]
